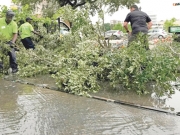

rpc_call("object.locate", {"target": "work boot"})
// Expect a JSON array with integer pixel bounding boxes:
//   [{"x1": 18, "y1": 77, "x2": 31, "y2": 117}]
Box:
[{"x1": 12, "y1": 68, "x2": 18, "y2": 73}]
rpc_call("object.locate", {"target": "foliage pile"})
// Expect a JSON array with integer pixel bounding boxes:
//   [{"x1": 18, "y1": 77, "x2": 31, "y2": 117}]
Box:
[{"x1": 0, "y1": 5, "x2": 180, "y2": 97}]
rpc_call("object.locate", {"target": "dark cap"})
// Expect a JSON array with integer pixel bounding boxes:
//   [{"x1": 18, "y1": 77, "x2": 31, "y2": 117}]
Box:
[
  {"x1": 26, "y1": 17, "x2": 32, "y2": 21},
  {"x1": 130, "y1": 5, "x2": 139, "y2": 10},
  {"x1": 6, "y1": 10, "x2": 15, "y2": 17}
]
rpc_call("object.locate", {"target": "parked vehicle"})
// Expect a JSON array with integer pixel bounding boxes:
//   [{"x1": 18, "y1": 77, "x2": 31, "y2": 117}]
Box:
[
  {"x1": 168, "y1": 26, "x2": 180, "y2": 42},
  {"x1": 104, "y1": 30, "x2": 123, "y2": 40},
  {"x1": 174, "y1": 34, "x2": 180, "y2": 42},
  {"x1": 60, "y1": 21, "x2": 70, "y2": 35},
  {"x1": 148, "y1": 29, "x2": 168, "y2": 39}
]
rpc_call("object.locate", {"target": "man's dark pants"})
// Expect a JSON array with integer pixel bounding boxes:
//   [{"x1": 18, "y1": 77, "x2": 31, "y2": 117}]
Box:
[
  {"x1": 128, "y1": 33, "x2": 149, "y2": 50},
  {"x1": 0, "y1": 48, "x2": 18, "y2": 71},
  {"x1": 21, "y1": 37, "x2": 35, "y2": 49},
  {"x1": 8, "y1": 48, "x2": 18, "y2": 70},
  {"x1": 127, "y1": 33, "x2": 149, "y2": 71}
]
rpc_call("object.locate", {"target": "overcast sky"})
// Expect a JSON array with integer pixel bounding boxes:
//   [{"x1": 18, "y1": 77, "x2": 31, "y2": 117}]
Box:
[
  {"x1": 91, "y1": 0, "x2": 180, "y2": 23},
  {"x1": 0, "y1": 0, "x2": 11, "y2": 7},
  {"x1": 0, "y1": 0, "x2": 180, "y2": 23}
]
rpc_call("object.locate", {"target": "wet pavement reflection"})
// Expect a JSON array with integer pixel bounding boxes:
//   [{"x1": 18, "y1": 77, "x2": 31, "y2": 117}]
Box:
[
  {"x1": 93, "y1": 82, "x2": 180, "y2": 113},
  {"x1": 0, "y1": 77, "x2": 180, "y2": 135}
]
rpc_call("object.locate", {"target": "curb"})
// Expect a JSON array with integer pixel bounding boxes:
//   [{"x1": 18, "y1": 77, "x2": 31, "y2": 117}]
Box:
[{"x1": 3, "y1": 76, "x2": 180, "y2": 116}]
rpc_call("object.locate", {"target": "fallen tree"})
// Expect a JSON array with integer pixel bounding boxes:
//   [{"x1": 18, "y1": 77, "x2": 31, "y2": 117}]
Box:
[{"x1": 0, "y1": 6, "x2": 179, "y2": 97}]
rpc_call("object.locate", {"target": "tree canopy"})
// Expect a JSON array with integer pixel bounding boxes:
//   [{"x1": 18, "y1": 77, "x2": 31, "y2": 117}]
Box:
[
  {"x1": 12, "y1": 0, "x2": 139, "y2": 17},
  {"x1": 163, "y1": 18, "x2": 177, "y2": 31}
]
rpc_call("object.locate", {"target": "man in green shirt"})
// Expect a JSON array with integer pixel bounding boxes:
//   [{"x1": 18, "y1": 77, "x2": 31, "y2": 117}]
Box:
[
  {"x1": 19, "y1": 17, "x2": 42, "y2": 49},
  {"x1": 0, "y1": 10, "x2": 18, "y2": 73}
]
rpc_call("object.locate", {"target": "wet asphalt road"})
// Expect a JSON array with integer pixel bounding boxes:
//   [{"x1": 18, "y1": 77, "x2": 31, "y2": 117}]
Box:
[{"x1": 0, "y1": 78, "x2": 180, "y2": 135}]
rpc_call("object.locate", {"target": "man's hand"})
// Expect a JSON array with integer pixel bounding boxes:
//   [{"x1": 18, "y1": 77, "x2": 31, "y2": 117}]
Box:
[
  {"x1": 147, "y1": 21, "x2": 153, "y2": 30},
  {"x1": 6, "y1": 41, "x2": 19, "y2": 51},
  {"x1": 7, "y1": 41, "x2": 14, "y2": 46}
]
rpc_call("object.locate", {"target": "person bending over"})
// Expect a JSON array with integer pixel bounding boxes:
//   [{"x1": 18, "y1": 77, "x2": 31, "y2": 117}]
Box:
[
  {"x1": 19, "y1": 17, "x2": 43, "y2": 49},
  {"x1": 123, "y1": 5, "x2": 152, "y2": 49},
  {"x1": 0, "y1": 10, "x2": 18, "y2": 73}
]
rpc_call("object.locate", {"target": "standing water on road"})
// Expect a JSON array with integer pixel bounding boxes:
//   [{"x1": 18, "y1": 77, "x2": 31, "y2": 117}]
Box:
[{"x1": 0, "y1": 76, "x2": 180, "y2": 135}]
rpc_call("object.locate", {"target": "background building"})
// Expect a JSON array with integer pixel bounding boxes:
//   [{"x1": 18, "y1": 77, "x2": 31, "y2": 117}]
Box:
[
  {"x1": 110, "y1": 20, "x2": 123, "y2": 25},
  {"x1": 34, "y1": 0, "x2": 47, "y2": 17},
  {"x1": 146, "y1": 11, "x2": 164, "y2": 29},
  {"x1": 174, "y1": 20, "x2": 180, "y2": 25}
]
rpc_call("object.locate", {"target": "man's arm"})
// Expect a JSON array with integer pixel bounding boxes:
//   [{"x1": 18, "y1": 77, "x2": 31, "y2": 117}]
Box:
[
  {"x1": 147, "y1": 21, "x2": 152, "y2": 30},
  {"x1": 146, "y1": 15, "x2": 152, "y2": 30},
  {"x1": 11, "y1": 33, "x2": 18, "y2": 43},
  {"x1": 30, "y1": 24, "x2": 43, "y2": 37},
  {"x1": 123, "y1": 13, "x2": 130, "y2": 33},
  {"x1": 11, "y1": 22, "x2": 18, "y2": 43},
  {"x1": 123, "y1": 22, "x2": 130, "y2": 32},
  {"x1": 32, "y1": 31, "x2": 42, "y2": 37}
]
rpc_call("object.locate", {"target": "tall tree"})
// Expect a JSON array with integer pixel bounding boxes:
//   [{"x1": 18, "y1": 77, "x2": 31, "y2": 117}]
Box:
[
  {"x1": 112, "y1": 23, "x2": 131, "y2": 33},
  {"x1": 163, "y1": 18, "x2": 177, "y2": 31},
  {"x1": 12, "y1": 0, "x2": 97, "y2": 9},
  {"x1": 12, "y1": 0, "x2": 139, "y2": 16}
]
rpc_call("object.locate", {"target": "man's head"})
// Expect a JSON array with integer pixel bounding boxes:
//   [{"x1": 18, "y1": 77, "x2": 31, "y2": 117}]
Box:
[
  {"x1": 26, "y1": 17, "x2": 32, "y2": 22},
  {"x1": 6, "y1": 10, "x2": 15, "y2": 24},
  {"x1": 130, "y1": 5, "x2": 139, "y2": 12}
]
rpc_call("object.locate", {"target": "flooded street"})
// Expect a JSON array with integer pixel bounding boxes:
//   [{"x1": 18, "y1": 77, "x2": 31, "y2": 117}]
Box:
[{"x1": 0, "y1": 77, "x2": 180, "y2": 135}]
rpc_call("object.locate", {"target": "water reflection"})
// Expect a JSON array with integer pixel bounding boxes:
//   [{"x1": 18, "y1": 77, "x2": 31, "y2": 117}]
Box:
[
  {"x1": 0, "y1": 79, "x2": 27, "y2": 134},
  {"x1": 92, "y1": 81, "x2": 180, "y2": 114},
  {"x1": 0, "y1": 78, "x2": 180, "y2": 134},
  {"x1": 165, "y1": 88, "x2": 180, "y2": 112}
]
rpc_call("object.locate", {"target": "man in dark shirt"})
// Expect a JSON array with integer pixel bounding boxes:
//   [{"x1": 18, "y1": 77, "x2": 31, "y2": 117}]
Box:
[{"x1": 123, "y1": 5, "x2": 152, "y2": 48}]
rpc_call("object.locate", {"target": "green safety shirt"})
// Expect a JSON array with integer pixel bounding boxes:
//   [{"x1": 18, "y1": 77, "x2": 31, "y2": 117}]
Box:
[
  {"x1": 0, "y1": 17, "x2": 18, "y2": 41},
  {"x1": 19, "y1": 22, "x2": 34, "y2": 39}
]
